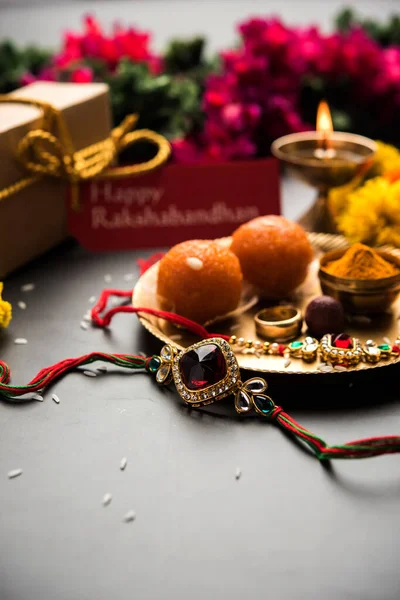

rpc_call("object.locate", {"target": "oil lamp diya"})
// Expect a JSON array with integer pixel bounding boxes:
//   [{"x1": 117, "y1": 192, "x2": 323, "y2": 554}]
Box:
[{"x1": 271, "y1": 101, "x2": 377, "y2": 233}]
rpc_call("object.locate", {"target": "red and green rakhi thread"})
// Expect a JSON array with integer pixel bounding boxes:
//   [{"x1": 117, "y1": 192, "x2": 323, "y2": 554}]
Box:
[
  {"x1": 1, "y1": 282, "x2": 400, "y2": 462},
  {"x1": 0, "y1": 352, "x2": 149, "y2": 401}
]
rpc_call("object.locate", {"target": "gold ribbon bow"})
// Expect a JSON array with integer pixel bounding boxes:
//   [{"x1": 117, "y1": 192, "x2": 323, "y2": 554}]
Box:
[{"x1": 0, "y1": 96, "x2": 171, "y2": 210}]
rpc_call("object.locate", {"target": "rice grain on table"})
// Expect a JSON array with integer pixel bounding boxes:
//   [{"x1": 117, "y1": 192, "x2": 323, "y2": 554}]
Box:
[
  {"x1": 33, "y1": 393, "x2": 44, "y2": 401},
  {"x1": 97, "y1": 366, "x2": 107, "y2": 373},
  {"x1": 334, "y1": 365, "x2": 347, "y2": 372},
  {"x1": 235, "y1": 467, "x2": 242, "y2": 480},
  {"x1": 123, "y1": 273, "x2": 134, "y2": 281},
  {"x1": 351, "y1": 315, "x2": 372, "y2": 324},
  {"x1": 169, "y1": 334, "x2": 182, "y2": 341},
  {"x1": 21, "y1": 283, "x2": 35, "y2": 292},
  {"x1": 83, "y1": 370, "x2": 97, "y2": 377},
  {"x1": 80, "y1": 321, "x2": 88, "y2": 330},
  {"x1": 123, "y1": 510, "x2": 136, "y2": 523},
  {"x1": 104, "y1": 274, "x2": 112, "y2": 283},
  {"x1": 284, "y1": 359, "x2": 291, "y2": 368},
  {"x1": 120, "y1": 457, "x2": 127, "y2": 471},
  {"x1": 88, "y1": 296, "x2": 96, "y2": 304},
  {"x1": 319, "y1": 365, "x2": 334, "y2": 373},
  {"x1": 383, "y1": 336, "x2": 391, "y2": 345},
  {"x1": 17, "y1": 301, "x2": 27, "y2": 310},
  {"x1": 52, "y1": 393, "x2": 60, "y2": 404},
  {"x1": 102, "y1": 493, "x2": 112, "y2": 506},
  {"x1": 14, "y1": 338, "x2": 28, "y2": 345},
  {"x1": 8, "y1": 469, "x2": 22, "y2": 479}
]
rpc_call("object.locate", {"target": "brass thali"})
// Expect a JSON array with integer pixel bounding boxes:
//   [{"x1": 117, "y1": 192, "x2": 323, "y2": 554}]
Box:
[{"x1": 133, "y1": 233, "x2": 400, "y2": 375}]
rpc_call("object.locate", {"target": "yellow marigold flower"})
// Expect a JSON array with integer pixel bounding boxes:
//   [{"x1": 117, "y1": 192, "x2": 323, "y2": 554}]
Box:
[
  {"x1": 336, "y1": 177, "x2": 400, "y2": 247},
  {"x1": 0, "y1": 282, "x2": 12, "y2": 328},
  {"x1": 328, "y1": 141, "x2": 400, "y2": 219},
  {"x1": 328, "y1": 176, "x2": 363, "y2": 218},
  {"x1": 373, "y1": 141, "x2": 400, "y2": 176}
]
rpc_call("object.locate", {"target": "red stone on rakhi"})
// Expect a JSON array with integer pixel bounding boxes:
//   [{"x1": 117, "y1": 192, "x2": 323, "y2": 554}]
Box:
[
  {"x1": 332, "y1": 333, "x2": 353, "y2": 349},
  {"x1": 180, "y1": 343, "x2": 227, "y2": 391},
  {"x1": 392, "y1": 345, "x2": 400, "y2": 354}
]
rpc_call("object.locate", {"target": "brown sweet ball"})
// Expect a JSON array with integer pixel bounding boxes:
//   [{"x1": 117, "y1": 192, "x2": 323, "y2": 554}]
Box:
[
  {"x1": 157, "y1": 239, "x2": 243, "y2": 323},
  {"x1": 231, "y1": 215, "x2": 313, "y2": 297}
]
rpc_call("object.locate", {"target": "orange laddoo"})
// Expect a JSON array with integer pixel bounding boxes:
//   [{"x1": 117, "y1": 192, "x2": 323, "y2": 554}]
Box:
[
  {"x1": 157, "y1": 239, "x2": 243, "y2": 323},
  {"x1": 231, "y1": 215, "x2": 313, "y2": 297}
]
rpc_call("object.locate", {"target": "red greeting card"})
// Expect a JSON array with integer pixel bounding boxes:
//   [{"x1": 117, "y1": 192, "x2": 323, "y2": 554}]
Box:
[{"x1": 67, "y1": 158, "x2": 280, "y2": 251}]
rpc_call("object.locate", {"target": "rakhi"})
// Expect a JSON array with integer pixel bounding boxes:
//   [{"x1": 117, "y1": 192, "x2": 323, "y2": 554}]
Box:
[{"x1": 1, "y1": 287, "x2": 400, "y2": 462}]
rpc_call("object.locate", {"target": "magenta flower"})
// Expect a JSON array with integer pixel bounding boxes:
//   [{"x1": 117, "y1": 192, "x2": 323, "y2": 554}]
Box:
[
  {"x1": 70, "y1": 66, "x2": 94, "y2": 83},
  {"x1": 24, "y1": 13, "x2": 160, "y2": 88}
]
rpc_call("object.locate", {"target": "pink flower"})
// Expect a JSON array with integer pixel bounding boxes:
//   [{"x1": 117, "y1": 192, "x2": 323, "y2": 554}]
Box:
[
  {"x1": 20, "y1": 72, "x2": 37, "y2": 86},
  {"x1": 171, "y1": 139, "x2": 202, "y2": 163},
  {"x1": 70, "y1": 66, "x2": 94, "y2": 83},
  {"x1": 47, "y1": 14, "x2": 160, "y2": 76}
]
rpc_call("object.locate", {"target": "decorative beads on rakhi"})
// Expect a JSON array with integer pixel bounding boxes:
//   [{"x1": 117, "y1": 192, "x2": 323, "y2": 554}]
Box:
[
  {"x1": 230, "y1": 335, "x2": 287, "y2": 358},
  {"x1": 320, "y1": 334, "x2": 363, "y2": 366},
  {"x1": 231, "y1": 331, "x2": 400, "y2": 368},
  {"x1": 300, "y1": 337, "x2": 319, "y2": 362},
  {"x1": 287, "y1": 337, "x2": 319, "y2": 361},
  {"x1": 152, "y1": 344, "x2": 177, "y2": 384},
  {"x1": 234, "y1": 377, "x2": 275, "y2": 417}
]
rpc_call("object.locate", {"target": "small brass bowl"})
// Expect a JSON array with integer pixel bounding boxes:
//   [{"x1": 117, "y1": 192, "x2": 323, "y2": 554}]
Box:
[{"x1": 318, "y1": 249, "x2": 400, "y2": 314}]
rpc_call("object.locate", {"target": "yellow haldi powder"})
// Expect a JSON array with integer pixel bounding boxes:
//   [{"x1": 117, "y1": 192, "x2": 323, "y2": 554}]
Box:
[{"x1": 323, "y1": 243, "x2": 399, "y2": 280}]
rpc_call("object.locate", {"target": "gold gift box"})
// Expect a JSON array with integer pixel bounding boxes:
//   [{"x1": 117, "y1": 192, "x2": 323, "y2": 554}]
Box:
[{"x1": 0, "y1": 82, "x2": 112, "y2": 277}]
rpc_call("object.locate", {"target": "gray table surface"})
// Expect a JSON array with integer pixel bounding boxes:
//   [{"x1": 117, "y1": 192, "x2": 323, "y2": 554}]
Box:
[{"x1": 1, "y1": 178, "x2": 400, "y2": 600}]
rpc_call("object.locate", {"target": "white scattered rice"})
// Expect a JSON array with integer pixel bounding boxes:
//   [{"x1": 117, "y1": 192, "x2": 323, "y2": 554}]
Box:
[
  {"x1": 17, "y1": 301, "x2": 27, "y2": 310},
  {"x1": 120, "y1": 457, "x2": 127, "y2": 471},
  {"x1": 351, "y1": 315, "x2": 372, "y2": 324},
  {"x1": 186, "y1": 257, "x2": 204, "y2": 271},
  {"x1": 8, "y1": 469, "x2": 22, "y2": 479},
  {"x1": 102, "y1": 493, "x2": 112, "y2": 506},
  {"x1": 319, "y1": 365, "x2": 334, "y2": 373},
  {"x1": 21, "y1": 283, "x2": 34, "y2": 292},
  {"x1": 104, "y1": 274, "x2": 112, "y2": 283},
  {"x1": 88, "y1": 296, "x2": 96, "y2": 304},
  {"x1": 110, "y1": 297, "x2": 120, "y2": 307},
  {"x1": 80, "y1": 321, "x2": 88, "y2": 330},
  {"x1": 97, "y1": 366, "x2": 108, "y2": 373},
  {"x1": 283, "y1": 359, "x2": 291, "y2": 369},
  {"x1": 33, "y1": 393, "x2": 44, "y2": 402},
  {"x1": 123, "y1": 273, "x2": 134, "y2": 282},
  {"x1": 123, "y1": 510, "x2": 136, "y2": 523},
  {"x1": 14, "y1": 338, "x2": 28, "y2": 345},
  {"x1": 169, "y1": 334, "x2": 183, "y2": 341},
  {"x1": 82, "y1": 313, "x2": 92, "y2": 323},
  {"x1": 52, "y1": 393, "x2": 60, "y2": 404},
  {"x1": 334, "y1": 365, "x2": 347, "y2": 372},
  {"x1": 383, "y1": 336, "x2": 391, "y2": 345},
  {"x1": 83, "y1": 370, "x2": 97, "y2": 377},
  {"x1": 230, "y1": 323, "x2": 241, "y2": 331},
  {"x1": 235, "y1": 467, "x2": 241, "y2": 480},
  {"x1": 138, "y1": 351, "x2": 146, "y2": 358}
]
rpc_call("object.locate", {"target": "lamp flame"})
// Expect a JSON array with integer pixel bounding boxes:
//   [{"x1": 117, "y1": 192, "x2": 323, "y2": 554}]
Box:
[{"x1": 316, "y1": 100, "x2": 333, "y2": 150}]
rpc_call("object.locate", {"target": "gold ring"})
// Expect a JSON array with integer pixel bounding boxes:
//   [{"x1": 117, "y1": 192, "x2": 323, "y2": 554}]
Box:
[{"x1": 254, "y1": 306, "x2": 303, "y2": 342}]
